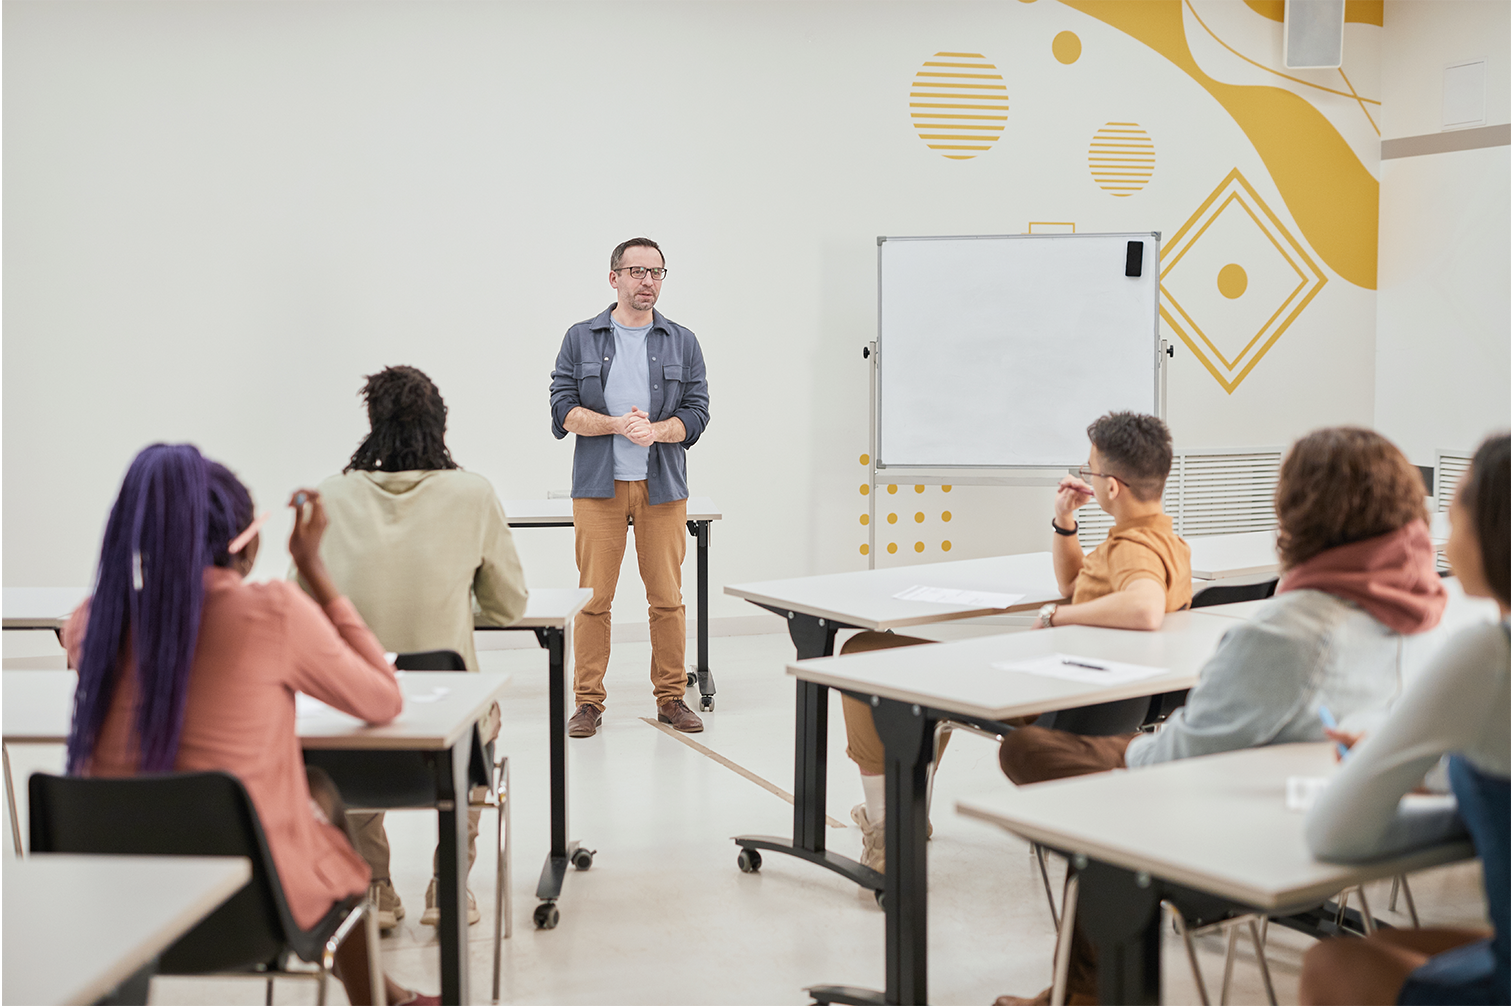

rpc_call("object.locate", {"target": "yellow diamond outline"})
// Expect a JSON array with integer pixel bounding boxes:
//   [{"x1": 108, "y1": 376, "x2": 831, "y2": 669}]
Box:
[{"x1": 1160, "y1": 169, "x2": 1328, "y2": 394}]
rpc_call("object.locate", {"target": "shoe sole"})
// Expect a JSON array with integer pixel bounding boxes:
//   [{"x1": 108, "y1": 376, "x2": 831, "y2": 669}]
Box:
[
  {"x1": 657, "y1": 714, "x2": 703, "y2": 733},
  {"x1": 567, "y1": 727, "x2": 597, "y2": 738},
  {"x1": 420, "y1": 909, "x2": 481, "y2": 926}
]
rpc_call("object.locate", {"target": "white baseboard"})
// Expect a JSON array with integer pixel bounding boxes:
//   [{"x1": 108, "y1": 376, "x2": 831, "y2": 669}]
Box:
[{"x1": 474, "y1": 611, "x2": 787, "y2": 650}]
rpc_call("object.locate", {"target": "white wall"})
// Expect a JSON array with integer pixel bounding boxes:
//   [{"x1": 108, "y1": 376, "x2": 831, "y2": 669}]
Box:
[
  {"x1": 1375, "y1": 0, "x2": 1511, "y2": 466},
  {"x1": 4, "y1": 2, "x2": 1394, "y2": 623}
]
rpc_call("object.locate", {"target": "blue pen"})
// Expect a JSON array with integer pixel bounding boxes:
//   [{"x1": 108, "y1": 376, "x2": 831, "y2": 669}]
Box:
[{"x1": 1317, "y1": 705, "x2": 1349, "y2": 759}]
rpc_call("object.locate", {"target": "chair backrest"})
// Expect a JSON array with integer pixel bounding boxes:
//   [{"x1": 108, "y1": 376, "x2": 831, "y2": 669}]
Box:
[
  {"x1": 28, "y1": 771, "x2": 318, "y2": 973},
  {"x1": 1191, "y1": 577, "x2": 1279, "y2": 608},
  {"x1": 395, "y1": 649, "x2": 467, "y2": 671}
]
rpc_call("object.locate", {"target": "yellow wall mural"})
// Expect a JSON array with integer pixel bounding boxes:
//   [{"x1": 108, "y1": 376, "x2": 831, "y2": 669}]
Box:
[
  {"x1": 1087, "y1": 122, "x2": 1156, "y2": 196},
  {"x1": 909, "y1": 52, "x2": 1010, "y2": 160},
  {"x1": 1061, "y1": 0, "x2": 1379, "y2": 290}
]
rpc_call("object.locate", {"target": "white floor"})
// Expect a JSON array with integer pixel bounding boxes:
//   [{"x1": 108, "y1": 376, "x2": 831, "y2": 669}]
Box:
[{"x1": 4, "y1": 628, "x2": 1491, "y2": 1005}]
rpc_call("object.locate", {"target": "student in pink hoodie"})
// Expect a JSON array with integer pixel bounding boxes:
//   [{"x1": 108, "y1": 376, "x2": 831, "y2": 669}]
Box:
[
  {"x1": 64, "y1": 444, "x2": 436, "y2": 1006},
  {"x1": 995, "y1": 427, "x2": 1448, "y2": 1006}
]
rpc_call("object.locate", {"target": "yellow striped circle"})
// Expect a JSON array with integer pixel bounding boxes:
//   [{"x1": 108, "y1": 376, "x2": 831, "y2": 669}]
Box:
[
  {"x1": 910, "y1": 51, "x2": 1009, "y2": 160},
  {"x1": 1087, "y1": 122, "x2": 1155, "y2": 197}
]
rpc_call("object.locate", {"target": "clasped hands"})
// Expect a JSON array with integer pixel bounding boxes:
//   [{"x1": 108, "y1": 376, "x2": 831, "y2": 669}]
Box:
[{"x1": 617, "y1": 407, "x2": 656, "y2": 447}]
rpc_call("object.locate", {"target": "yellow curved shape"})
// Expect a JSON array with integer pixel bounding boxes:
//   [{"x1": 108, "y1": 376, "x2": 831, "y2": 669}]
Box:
[
  {"x1": 1061, "y1": 0, "x2": 1377, "y2": 289},
  {"x1": 1243, "y1": 1, "x2": 1383, "y2": 27}
]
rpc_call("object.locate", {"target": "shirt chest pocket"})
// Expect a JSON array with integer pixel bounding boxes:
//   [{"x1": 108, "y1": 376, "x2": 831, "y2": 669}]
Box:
[
  {"x1": 574, "y1": 361, "x2": 606, "y2": 409},
  {"x1": 659, "y1": 364, "x2": 685, "y2": 402}
]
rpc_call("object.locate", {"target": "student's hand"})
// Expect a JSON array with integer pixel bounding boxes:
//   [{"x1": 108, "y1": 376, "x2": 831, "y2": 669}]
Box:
[
  {"x1": 289, "y1": 489, "x2": 339, "y2": 606},
  {"x1": 1053, "y1": 476, "x2": 1095, "y2": 525},
  {"x1": 1324, "y1": 726, "x2": 1363, "y2": 762}
]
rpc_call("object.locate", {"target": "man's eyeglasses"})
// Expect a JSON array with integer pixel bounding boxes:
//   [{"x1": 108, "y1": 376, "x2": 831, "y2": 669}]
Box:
[
  {"x1": 1077, "y1": 465, "x2": 1123, "y2": 485},
  {"x1": 613, "y1": 266, "x2": 668, "y2": 281}
]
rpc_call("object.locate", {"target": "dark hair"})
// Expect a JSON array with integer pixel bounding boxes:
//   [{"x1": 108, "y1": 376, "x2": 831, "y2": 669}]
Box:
[
  {"x1": 610, "y1": 237, "x2": 664, "y2": 271},
  {"x1": 1274, "y1": 427, "x2": 1427, "y2": 570},
  {"x1": 1086, "y1": 412, "x2": 1173, "y2": 502},
  {"x1": 344, "y1": 366, "x2": 458, "y2": 473},
  {"x1": 68, "y1": 444, "x2": 255, "y2": 774},
  {"x1": 1462, "y1": 433, "x2": 1510, "y2": 607}
]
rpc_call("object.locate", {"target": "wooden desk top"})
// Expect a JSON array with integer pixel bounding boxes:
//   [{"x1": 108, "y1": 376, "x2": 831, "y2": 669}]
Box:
[
  {"x1": 503, "y1": 495, "x2": 721, "y2": 524},
  {"x1": 727, "y1": 552, "x2": 1064, "y2": 628},
  {"x1": 957, "y1": 742, "x2": 1475, "y2": 912},
  {"x1": 786, "y1": 611, "x2": 1237, "y2": 721},
  {"x1": 5, "y1": 670, "x2": 508, "y2": 752},
  {"x1": 4, "y1": 854, "x2": 251, "y2": 1006}
]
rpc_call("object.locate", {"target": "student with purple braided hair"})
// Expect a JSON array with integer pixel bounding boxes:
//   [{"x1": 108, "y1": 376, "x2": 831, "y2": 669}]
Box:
[{"x1": 62, "y1": 443, "x2": 438, "y2": 1005}]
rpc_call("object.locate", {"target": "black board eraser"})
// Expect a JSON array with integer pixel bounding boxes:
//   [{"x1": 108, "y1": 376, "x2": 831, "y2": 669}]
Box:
[{"x1": 1125, "y1": 241, "x2": 1143, "y2": 277}]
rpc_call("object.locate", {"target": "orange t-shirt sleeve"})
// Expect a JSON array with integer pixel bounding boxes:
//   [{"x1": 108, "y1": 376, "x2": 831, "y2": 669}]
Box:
[{"x1": 1102, "y1": 539, "x2": 1169, "y2": 593}]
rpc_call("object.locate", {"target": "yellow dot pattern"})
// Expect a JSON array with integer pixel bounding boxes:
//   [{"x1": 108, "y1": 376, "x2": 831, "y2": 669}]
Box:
[
  {"x1": 888, "y1": 513, "x2": 898, "y2": 524},
  {"x1": 1088, "y1": 122, "x2": 1155, "y2": 197},
  {"x1": 1217, "y1": 263, "x2": 1248, "y2": 299},
  {"x1": 909, "y1": 52, "x2": 1009, "y2": 161},
  {"x1": 859, "y1": 468, "x2": 962, "y2": 559},
  {"x1": 914, "y1": 542, "x2": 925, "y2": 553},
  {"x1": 942, "y1": 511, "x2": 952, "y2": 521},
  {"x1": 888, "y1": 543, "x2": 899, "y2": 554},
  {"x1": 942, "y1": 540, "x2": 952, "y2": 551},
  {"x1": 860, "y1": 544, "x2": 869, "y2": 555},
  {"x1": 860, "y1": 484, "x2": 870, "y2": 496},
  {"x1": 887, "y1": 485, "x2": 898, "y2": 494},
  {"x1": 914, "y1": 512, "x2": 925, "y2": 523},
  {"x1": 859, "y1": 453, "x2": 870, "y2": 465},
  {"x1": 914, "y1": 485, "x2": 925, "y2": 493},
  {"x1": 1052, "y1": 31, "x2": 1081, "y2": 64},
  {"x1": 860, "y1": 514, "x2": 870, "y2": 526}
]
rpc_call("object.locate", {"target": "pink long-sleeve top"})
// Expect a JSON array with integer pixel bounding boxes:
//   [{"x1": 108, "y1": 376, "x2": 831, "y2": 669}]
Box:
[{"x1": 63, "y1": 566, "x2": 404, "y2": 930}]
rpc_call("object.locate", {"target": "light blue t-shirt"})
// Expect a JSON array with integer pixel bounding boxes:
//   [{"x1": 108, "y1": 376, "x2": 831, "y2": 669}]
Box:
[{"x1": 603, "y1": 319, "x2": 652, "y2": 481}]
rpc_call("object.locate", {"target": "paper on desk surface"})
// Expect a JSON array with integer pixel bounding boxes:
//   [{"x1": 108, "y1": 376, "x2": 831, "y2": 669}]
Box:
[
  {"x1": 295, "y1": 682, "x2": 451, "y2": 721},
  {"x1": 990, "y1": 652, "x2": 1168, "y2": 685},
  {"x1": 893, "y1": 584, "x2": 1026, "y2": 609}
]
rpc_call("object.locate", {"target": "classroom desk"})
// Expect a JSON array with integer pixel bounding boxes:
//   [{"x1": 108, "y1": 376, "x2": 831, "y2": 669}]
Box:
[
  {"x1": 475, "y1": 586, "x2": 593, "y2": 928},
  {"x1": 2, "y1": 587, "x2": 89, "y2": 630},
  {"x1": 747, "y1": 612, "x2": 1240, "y2": 1006},
  {"x1": 505, "y1": 496, "x2": 722, "y2": 710},
  {"x1": 723, "y1": 553, "x2": 1064, "y2": 908},
  {"x1": 3, "y1": 670, "x2": 504, "y2": 1006},
  {"x1": 4, "y1": 853, "x2": 252, "y2": 1006},
  {"x1": 1185, "y1": 530, "x2": 1278, "y2": 581},
  {"x1": 957, "y1": 743, "x2": 1477, "y2": 1005}
]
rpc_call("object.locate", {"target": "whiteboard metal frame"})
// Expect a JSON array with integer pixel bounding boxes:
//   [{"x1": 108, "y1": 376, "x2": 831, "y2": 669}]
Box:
[{"x1": 865, "y1": 232, "x2": 1167, "y2": 566}]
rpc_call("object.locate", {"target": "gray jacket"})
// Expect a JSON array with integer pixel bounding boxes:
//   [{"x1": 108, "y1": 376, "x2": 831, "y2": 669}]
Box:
[
  {"x1": 548, "y1": 306, "x2": 710, "y2": 505},
  {"x1": 1127, "y1": 590, "x2": 1410, "y2": 768}
]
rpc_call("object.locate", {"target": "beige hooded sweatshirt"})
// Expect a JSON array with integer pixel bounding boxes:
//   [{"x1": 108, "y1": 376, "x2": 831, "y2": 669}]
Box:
[{"x1": 311, "y1": 469, "x2": 528, "y2": 672}]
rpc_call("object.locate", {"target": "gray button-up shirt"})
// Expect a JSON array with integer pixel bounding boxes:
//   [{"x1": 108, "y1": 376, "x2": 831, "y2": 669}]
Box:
[{"x1": 549, "y1": 306, "x2": 710, "y2": 505}]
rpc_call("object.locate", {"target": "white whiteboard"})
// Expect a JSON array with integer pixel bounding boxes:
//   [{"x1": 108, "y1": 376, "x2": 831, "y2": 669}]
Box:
[{"x1": 877, "y1": 233, "x2": 1161, "y2": 469}]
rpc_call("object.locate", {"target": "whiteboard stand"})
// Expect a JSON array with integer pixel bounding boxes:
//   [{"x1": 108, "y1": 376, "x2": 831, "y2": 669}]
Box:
[{"x1": 865, "y1": 232, "x2": 1167, "y2": 568}]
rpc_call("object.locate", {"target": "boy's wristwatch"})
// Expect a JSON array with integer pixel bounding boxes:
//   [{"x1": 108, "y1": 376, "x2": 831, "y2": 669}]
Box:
[{"x1": 1035, "y1": 603, "x2": 1058, "y2": 629}]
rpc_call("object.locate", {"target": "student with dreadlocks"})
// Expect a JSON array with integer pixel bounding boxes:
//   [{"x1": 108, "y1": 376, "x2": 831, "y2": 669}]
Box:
[
  {"x1": 312, "y1": 364, "x2": 528, "y2": 930},
  {"x1": 62, "y1": 444, "x2": 437, "y2": 1005}
]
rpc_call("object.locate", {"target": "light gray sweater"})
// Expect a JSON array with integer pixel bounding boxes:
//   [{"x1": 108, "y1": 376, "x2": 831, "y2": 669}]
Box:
[
  {"x1": 1305, "y1": 620, "x2": 1510, "y2": 862},
  {"x1": 1126, "y1": 589, "x2": 1411, "y2": 768}
]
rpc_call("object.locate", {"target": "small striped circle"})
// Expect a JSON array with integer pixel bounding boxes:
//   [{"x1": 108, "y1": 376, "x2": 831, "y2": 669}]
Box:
[
  {"x1": 1088, "y1": 122, "x2": 1155, "y2": 197},
  {"x1": 910, "y1": 51, "x2": 1009, "y2": 161}
]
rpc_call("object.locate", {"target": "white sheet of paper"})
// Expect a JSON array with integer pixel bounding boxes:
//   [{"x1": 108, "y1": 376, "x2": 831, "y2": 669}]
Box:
[
  {"x1": 295, "y1": 692, "x2": 365, "y2": 727},
  {"x1": 892, "y1": 584, "x2": 1026, "y2": 609},
  {"x1": 990, "y1": 652, "x2": 1169, "y2": 685}
]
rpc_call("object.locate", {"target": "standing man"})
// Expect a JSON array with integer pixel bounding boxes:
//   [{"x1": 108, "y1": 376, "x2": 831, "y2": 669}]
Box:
[{"x1": 549, "y1": 237, "x2": 710, "y2": 737}]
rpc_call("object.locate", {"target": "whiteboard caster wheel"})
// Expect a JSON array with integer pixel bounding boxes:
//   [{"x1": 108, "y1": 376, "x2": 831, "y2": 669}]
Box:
[
  {"x1": 737, "y1": 848, "x2": 762, "y2": 873},
  {"x1": 570, "y1": 847, "x2": 595, "y2": 871}
]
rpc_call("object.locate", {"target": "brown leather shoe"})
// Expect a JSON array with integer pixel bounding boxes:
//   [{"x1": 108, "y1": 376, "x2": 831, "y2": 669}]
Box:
[
  {"x1": 657, "y1": 698, "x2": 704, "y2": 733},
  {"x1": 992, "y1": 990, "x2": 1095, "y2": 1006},
  {"x1": 567, "y1": 704, "x2": 601, "y2": 738}
]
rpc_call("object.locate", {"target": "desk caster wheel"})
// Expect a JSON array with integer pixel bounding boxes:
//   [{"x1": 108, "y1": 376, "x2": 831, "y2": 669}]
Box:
[
  {"x1": 571, "y1": 847, "x2": 595, "y2": 871},
  {"x1": 874, "y1": 889, "x2": 886, "y2": 910},
  {"x1": 700, "y1": 694, "x2": 715, "y2": 711},
  {"x1": 534, "y1": 902, "x2": 559, "y2": 929},
  {"x1": 686, "y1": 670, "x2": 698, "y2": 689},
  {"x1": 737, "y1": 848, "x2": 762, "y2": 873}
]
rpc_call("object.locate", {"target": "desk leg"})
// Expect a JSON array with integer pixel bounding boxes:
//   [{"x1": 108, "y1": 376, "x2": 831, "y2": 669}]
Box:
[
  {"x1": 436, "y1": 738, "x2": 471, "y2": 1006},
  {"x1": 733, "y1": 611, "x2": 880, "y2": 893},
  {"x1": 4, "y1": 743, "x2": 22, "y2": 855},
  {"x1": 1076, "y1": 860, "x2": 1162, "y2": 1006},
  {"x1": 533, "y1": 626, "x2": 588, "y2": 927},
  {"x1": 808, "y1": 697, "x2": 934, "y2": 1006},
  {"x1": 686, "y1": 520, "x2": 715, "y2": 710}
]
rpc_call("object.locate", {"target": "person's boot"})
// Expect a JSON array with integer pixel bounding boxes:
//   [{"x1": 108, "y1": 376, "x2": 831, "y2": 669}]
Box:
[
  {"x1": 371, "y1": 878, "x2": 404, "y2": 931},
  {"x1": 420, "y1": 877, "x2": 480, "y2": 926},
  {"x1": 849, "y1": 804, "x2": 885, "y2": 873}
]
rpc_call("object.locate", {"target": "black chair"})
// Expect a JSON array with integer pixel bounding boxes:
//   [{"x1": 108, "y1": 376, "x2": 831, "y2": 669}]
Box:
[{"x1": 28, "y1": 771, "x2": 380, "y2": 1006}]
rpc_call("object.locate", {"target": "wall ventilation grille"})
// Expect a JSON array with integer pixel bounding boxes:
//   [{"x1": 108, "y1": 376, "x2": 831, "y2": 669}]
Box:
[
  {"x1": 1077, "y1": 448, "x2": 1283, "y2": 549},
  {"x1": 1435, "y1": 449, "x2": 1473, "y2": 572}
]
